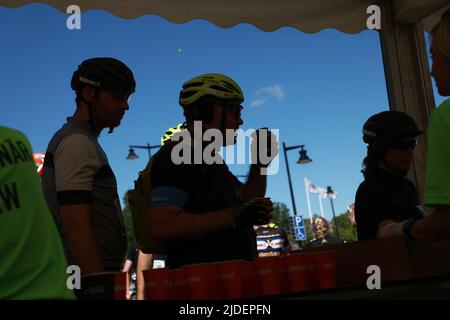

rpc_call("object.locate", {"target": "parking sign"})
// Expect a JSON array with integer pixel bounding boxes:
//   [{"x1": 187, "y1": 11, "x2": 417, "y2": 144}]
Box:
[{"x1": 292, "y1": 216, "x2": 307, "y2": 241}]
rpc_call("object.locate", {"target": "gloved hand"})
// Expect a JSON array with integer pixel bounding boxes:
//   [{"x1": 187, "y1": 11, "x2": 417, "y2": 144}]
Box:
[
  {"x1": 250, "y1": 128, "x2": 279, "y2": 168},
  {"x1": 377, "y1": 220, "x2": 406, "y2": 239},
  {"x1": 233, "y1": 198, "x2": 273, "y2": 227}
]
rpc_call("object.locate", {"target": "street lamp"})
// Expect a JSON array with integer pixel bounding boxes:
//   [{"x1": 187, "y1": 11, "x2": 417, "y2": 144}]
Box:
[
  {"x1": 326, "y1": 185, "x2": 340, "y2": 240},
  {"x1": 126, "y1": 143, "x2": 160, "y2": 160},
  {"x1": 282, "y1": 143, "x2": 312, "y2": 216}
]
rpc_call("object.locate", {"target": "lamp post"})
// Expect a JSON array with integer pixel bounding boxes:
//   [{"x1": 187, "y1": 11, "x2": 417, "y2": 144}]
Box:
[
  {"x1": 126, "y1": 143, "x2": 160, "y2": 160},
  {"x1": 326, "y1": 185, "x2": 340, "y2": 240},
  {"x1": 282, "y1": 143, "x2": 312, "y2": 216}
]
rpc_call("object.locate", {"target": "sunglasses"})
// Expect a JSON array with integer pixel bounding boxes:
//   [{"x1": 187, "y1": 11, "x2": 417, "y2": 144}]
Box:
[
  {"x1": 390, "y1": 139, "x2": 417, "y2": 151},
  {"x1": 226, "y1": 103, "x2": 243, "y2": 118},
  {"x1": 107, "y1": 89, "x2": 132, "y2": 103}
]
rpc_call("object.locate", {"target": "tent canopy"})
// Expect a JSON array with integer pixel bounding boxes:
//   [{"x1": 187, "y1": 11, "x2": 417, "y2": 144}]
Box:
[{"x1": 1, "y1": 0, "x2": 448, "y2": 33}]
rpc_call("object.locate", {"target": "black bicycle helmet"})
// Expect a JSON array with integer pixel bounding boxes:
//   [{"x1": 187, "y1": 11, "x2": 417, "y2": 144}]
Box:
[
  {"x1": 363, "y1": 111, "x2": 423, "y2": 144},
  {"x1": 71, "y1": 57, "x2": 136, "y2": 94}
]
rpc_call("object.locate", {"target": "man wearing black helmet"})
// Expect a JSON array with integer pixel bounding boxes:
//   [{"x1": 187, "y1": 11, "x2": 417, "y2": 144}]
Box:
[
  {"x1": 41, "y1": 57, "x2": 136, "y2": 274},
  {"x1": 354, "y1": 111, "x2": 425, "y2": 241}
]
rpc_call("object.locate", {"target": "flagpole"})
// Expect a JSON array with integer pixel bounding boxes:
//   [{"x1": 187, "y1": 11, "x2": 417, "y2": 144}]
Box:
[
  {"x1": 304, "y1": 177, "x2": 313, "y2": 223},
  {"x1": 318, "y1": 193, "x2": 325, "y2": 218}
]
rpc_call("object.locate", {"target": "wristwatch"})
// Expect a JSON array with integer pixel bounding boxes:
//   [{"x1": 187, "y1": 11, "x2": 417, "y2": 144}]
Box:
[{"x1": 403, "y1": 217, "x2": 419, "y2": 240}]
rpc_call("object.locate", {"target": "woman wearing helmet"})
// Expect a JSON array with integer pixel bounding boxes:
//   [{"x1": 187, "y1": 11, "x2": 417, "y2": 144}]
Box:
[
  {"x1": 378, "y1": 11, "x2": 450, "y2": 241},
  {"x1": 142, "y1": 73, "x2": 276, "y2": 269},
  {"x1": 354, "y1": 111, "x2": 425, "y2": 241}
]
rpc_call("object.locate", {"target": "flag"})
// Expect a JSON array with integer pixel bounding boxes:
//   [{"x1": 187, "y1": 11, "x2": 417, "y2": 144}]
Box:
[
  {"x1": 305, "y1": 177, "x2": 320, "y2": 194},
  {"x1": 305, "y1": 177, "x2": 327, "y2": 195}
]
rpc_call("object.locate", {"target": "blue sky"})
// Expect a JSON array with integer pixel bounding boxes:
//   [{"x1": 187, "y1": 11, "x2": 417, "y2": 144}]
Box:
[{"x1": 0, "y1": 4, "x2": 446, "y2": 223}]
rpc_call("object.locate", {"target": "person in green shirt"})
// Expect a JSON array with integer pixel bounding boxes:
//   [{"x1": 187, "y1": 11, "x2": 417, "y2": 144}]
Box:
[
  {"x1": 378, "y1": 10, "x2": 450, "y2": 241},
  {"x1": 0, "y1": 126, "x2": 75, "y2": 300}
]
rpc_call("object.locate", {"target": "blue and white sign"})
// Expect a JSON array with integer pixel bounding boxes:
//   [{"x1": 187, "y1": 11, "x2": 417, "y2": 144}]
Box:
[{"x1": 292, "y1": 215, "x2": 307, "y2": 241}]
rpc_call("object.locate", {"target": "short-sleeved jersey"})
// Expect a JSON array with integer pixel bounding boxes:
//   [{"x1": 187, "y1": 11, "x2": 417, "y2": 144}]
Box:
[
  {"x1": 424, "y1": 99, "x2": 450, "y2": 206},
  {"x1": 41, "y1": 117, "x2": 127, "y2": 270},
  {"x1": 148, "y1": 140, "x2": 257, "y2": 268}
]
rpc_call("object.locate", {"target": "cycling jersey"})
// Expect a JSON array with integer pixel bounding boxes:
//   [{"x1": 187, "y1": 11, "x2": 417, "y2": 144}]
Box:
[
  {"x1": 41, "y1": 117, "x2": 127, "y2": 270},
  {"x1": 148, "y1": 140, "x2": 257, "y2": 268},
  {"x1": 255, "y1": 224, "x2": 288, "y2": 255}
]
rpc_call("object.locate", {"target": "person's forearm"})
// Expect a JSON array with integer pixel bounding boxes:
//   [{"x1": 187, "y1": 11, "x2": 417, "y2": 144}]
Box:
[
  {"x1": 242, "y1": 165, "x2": 267, "y2": 200},
  {"x1": 64, "y1": 225, "x2": 104, "y2": 275},
  {"x1": 412, "y1": 206, "x2": 450, "y2": 241},
  {"x1": 150, "y1": 207, "x2": 236, "y2": 242}
]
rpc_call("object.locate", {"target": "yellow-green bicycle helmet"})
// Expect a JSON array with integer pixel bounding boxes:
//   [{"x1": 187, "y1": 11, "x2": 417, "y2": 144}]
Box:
[
  {"x1": 179, "y1": 73, "x2": 244, "y2": 107},
  {"x1": 161, "y1": 123, "x2": 185, "y2": 146}
]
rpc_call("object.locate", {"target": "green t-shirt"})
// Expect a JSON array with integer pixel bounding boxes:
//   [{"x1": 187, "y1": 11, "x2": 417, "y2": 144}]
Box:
[
  {"x1": 424, "y1": 99, "x2": 450, "y2": 206},
  {"x1": 0, "y1": 126, "x2": 75, "y2": 300}
]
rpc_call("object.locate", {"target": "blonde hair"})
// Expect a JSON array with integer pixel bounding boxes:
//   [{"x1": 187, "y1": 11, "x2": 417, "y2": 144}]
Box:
[
  {"x1": 313, "y1": 217, "x2": 330, "y2": 239},
  {"x1": 431, "y1": 10, "x2": 450, "y2": 61}
]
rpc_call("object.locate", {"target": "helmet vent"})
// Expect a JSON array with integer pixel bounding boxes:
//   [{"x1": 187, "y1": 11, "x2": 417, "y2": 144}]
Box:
[
  {"x1": 222, "y1": 81, "x2": 238, "y2": 92},
  {"x1": 183, "y1": 82, "x2": 203, "y2": 89},
  {"x1": 210, "y1": 85, "x2": 231, "y2": 93},
  {"x1": 180, "y1": 91, "x2": 196, "y2": 98}
]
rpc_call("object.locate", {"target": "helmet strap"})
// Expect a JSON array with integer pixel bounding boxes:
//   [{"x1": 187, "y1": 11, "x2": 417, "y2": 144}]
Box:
[
  {"x1": 79, "y1": 88, "x2": 101, "y2": 133},
  {"x1": 220, "y1": 105, "x2": 227, "y2": 140},
  {"x1": 381, "y1": 154, "x2": 407, "y2": 177}
]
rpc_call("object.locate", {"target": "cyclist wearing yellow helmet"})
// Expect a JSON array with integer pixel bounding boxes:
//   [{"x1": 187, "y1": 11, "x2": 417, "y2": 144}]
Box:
[
  {"x1": 160, "y1": 123, "x2": 186, "y2": 146},
  {"x1": 142, "y1": 73, "x2": 277, "y2": 268}
]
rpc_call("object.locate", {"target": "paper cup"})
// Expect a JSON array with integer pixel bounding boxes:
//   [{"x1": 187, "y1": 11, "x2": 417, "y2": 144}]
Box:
[
  {"x1": 282, "y1": 253, "x2": 309, "y2": 293},
  {"x1": 113, "y1": 272, "x2": 127, "y2": 300},
  {"x1": 171, "y1": 268, "x2": 187, "y2": 300},
  {"x1": 244, "y1": 261, "x2": 257, "y2": 298},
  {"x1": 255, "y1": 257, "x2": 281, "y2": 297},
  {"x1": 144, "y1": 268, "x2": 172, "y2": 300},
  {"x1": 308, "y1": 251, "x2": 336, "y2": 290},
  {"x1": 217, "y1": 260, "x2": 246, "y2": 300},
  {"x1": 183, "y1": 263, "x2": 217, "y2": 300}
]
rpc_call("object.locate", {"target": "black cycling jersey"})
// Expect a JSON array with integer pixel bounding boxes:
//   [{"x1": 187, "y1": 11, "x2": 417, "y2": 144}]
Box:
[
  {"x1": 148, "y1": 140, "x2": 257, "y2": 268},
  {"x1": 355, "y1": 168, "x2": 422, "y2": 241}
]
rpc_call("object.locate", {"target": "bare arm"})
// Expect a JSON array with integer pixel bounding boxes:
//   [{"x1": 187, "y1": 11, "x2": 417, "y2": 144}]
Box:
[
  {"x1": 136, "y1": 251, "x2": 153, "y2": 300},
  {"x1": 148, "y1": 206, "x2": 236, "y2": 242},
  {"x1": 61, "y1": 204, "x2": 104, "y2": 275},
  {"x1": 411, "y1": 206, "x2": 450, "y2": 241}
]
